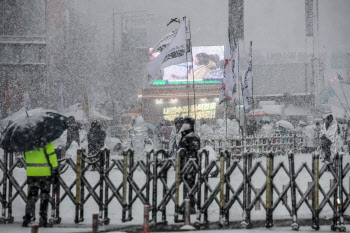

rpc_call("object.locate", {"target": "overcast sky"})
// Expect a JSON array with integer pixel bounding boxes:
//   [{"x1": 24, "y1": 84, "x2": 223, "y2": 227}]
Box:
[{"x1": 86, "y1": 0, "x2": 350, "y2": 55}]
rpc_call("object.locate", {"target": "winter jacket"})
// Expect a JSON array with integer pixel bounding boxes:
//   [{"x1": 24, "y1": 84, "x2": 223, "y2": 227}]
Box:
[
  {"x1": 160, "y1": 125, "x2": 173, "y2": 141},
  {"x1": 179, "y1": 131, "x2": 200, "y2": 154},
  {"x1": 88, "y1": 126, "x2": 106, "y2": 156},
  {"x1": 303, "y1": 125, "x2": 315, "y2": 147},
  {"x1": 25, "y1": 142, "x2": 58, "y2": 177},
  {"x1": 346, "y1": 126, "x2": 350, "y2": 143},
  {"x1": 129, "y1": 117, "x2": 148, "y2": 159},
  {"x1": 67, "y1": 120, "x2": 81, "y2": 144},
  {"x1": 321, "y1": 118, "x2": 341, "y2": 154}
]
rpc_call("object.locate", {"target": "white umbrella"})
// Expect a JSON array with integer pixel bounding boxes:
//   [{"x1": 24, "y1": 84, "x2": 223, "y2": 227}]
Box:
[
  {"x1": 246, "y1": 109, "x2": 270, "y2": 117},
  {"x1": 275, "y1": 120, "x2": 294, "y2": 130}
]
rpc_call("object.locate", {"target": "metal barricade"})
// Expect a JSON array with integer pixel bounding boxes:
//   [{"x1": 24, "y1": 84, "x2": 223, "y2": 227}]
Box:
[{"x1": 0, "y1": 144, "x2": 349, "y2": 231}]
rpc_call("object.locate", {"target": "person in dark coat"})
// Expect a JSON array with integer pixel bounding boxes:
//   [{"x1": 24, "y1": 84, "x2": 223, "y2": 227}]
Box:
[
  {"x1": 87, "y1": 120, "x2": 106, "y2": 156},
  {"x1": 169, "y1": 117, "x2": 184, "y2": 157},
  {"x1": 65, "y1": 116, "x2": 82, "y2": 151},
  {"x1": 247, "y1": 118, "x2": 257, "y2": 136},
  {"x1": 321, "y1": 114, "x2": 338, "y2": 164},
  {"x1": 178, "y1": 116, "x2": 200, "y2": 214}
]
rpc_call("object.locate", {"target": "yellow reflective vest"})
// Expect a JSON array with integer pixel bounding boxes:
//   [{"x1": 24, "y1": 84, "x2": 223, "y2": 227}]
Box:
[{"x1": 24, "y1": 142, "x2": 58, "y2": 177}]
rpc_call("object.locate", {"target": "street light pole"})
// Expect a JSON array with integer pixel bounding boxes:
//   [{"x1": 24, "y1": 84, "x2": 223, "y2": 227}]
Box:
[{"x1": 113, "y1": 8, "x2": 115, "y2": 54}]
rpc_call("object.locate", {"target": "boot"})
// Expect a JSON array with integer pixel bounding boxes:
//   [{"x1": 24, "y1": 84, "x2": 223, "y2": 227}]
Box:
[
  {"x1": 39, "y1": 218, "x2": 52, "y2": 228},
  {"x1": 22, "y1": 216, "x2": 31, "y2": 227}
]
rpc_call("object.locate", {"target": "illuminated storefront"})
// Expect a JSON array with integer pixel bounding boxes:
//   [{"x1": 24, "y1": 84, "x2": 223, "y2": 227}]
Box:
[
  {"x1": 163, "y1": 102, "x2": 216, "y2": 121},
  {"x1": 141, "y1": 85, "x2": 225, "y2": 125}
]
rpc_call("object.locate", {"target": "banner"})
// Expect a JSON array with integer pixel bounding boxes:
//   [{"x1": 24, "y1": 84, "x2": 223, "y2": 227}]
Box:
[
  {"x1": 316, "y1": 84, "x2": 336, "y2": 104},
  {"x1": 148, "y1": 21, "x2": 187, "y2": 83},
  {"x1": 219, "y1": 36, "x2": 237, "y2": 104},
  {"x1": 149, "y1": 28, "x2": 179, "y2": 56},
  {"x1": 242, "y1": 42, "x2": 253, "y2": 109}
]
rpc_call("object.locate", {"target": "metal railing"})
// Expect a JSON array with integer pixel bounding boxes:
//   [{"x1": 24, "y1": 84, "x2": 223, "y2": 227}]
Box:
[{"x1": 0, "y1": 136, "x2": 348, "y2": 231}]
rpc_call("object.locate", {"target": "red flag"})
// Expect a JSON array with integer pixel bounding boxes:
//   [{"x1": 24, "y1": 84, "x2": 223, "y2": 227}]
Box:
[{"x1": 3, "y1": 80, "x2": 10, "y2": 115}]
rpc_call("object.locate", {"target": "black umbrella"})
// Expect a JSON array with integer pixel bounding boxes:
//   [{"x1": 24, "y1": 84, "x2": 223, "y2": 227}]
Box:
[{"x1": 0, "y1": 108, "x2": 68, "y2": 152}]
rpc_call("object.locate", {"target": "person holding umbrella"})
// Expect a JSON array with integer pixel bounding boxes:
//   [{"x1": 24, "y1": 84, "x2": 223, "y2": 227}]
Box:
[
  {"x1": 0, "y1": 108, "x2": 68, "y2": 228},
  {"x1": 22, "y1": 142, "x2": 59, "y2": 227}
]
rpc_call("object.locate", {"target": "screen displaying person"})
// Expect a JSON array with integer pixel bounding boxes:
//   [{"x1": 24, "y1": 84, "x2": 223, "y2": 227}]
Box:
[{"x1": 193, "y1": 53, "x2": 217, "y2": 80}]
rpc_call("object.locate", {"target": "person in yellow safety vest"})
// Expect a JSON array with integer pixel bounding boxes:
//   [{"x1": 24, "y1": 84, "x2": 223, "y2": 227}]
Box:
[{"x1": 22, "y1": 142, "x2": 59, "y2": 228}]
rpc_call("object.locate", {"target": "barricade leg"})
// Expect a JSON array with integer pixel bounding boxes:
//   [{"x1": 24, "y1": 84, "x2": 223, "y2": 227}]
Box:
[
  {"x1": 331, "y1": 154, "x2": 346, "y2": 232},
  {"x1": 337, "y1": 154, "x2": 346, "y2": 232},
  {"x1": 146, "y1": 152, "x2": 150, "y2": 206},
  {"x1": 240, "y1": 152, "x2": 248, "y2": 228},
  {"x1": 80, "y1": 150, "x2": 85, "y2": 222},
  {"x1": 151, "y1": 150, "x2": 158, "y2": 224},
  {"x1": 331, "y1": 154, "x2": 339, "y2": 231},
  {"x1": 122, "y1": 151, "x2": 128, "y2": 222},
  {"x1": 266, "y1": 152, "x2": 274, "y2": 228},
  {"x1": 104, "y1": 150, "x2": 110, "y2": 225},
  {"x1": 204, "y1": 151, "x2": 209, "y2": 224},
  {"x1": 174, "y1": 150, "x2": 183, "y2": 223},
  {"x1": 219, "y1": 152, "x2": 225, "y2": 226},
  {"x1": 246, "y1": 152, "x2": 253, "y2": 228},
  {"x1": 50, "y1": 149, "x2": 61, "y2": 225},
  {"x1": 1, "y1": 151, "x2": 8, "y2": 223},
  {"x1": 128, "y1": 150, "x2": 134, "y2": 221},
  {"x1": 75, "y1": 150, "x2": 82, "y2": 224},
  {"x1": 7, "y1": 152, "x2": 14, "y2": 223},
  {"x1": 161, "y1": 155, "x2": 168, "y2": 224},
  {"x1": 99, "y1": 151, "x2": 105, "y2": 224},
  {"x1": 311, "y1": 153, "x2": 320, "y2": 230},
  {"x1": 288, "y1": 153, "x2": 299, "y2": 231},
  {"x1": 225, "y1": 151, "x2": 231, "y2": 226},
  {"x1": 194, "y1": 151, "x2": 203, "y2": 229}
]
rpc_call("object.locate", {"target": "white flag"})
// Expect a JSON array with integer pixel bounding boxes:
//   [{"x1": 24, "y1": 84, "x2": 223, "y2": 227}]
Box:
[
  {"x1": 150, "y1": 28, "x2": 179, "y2": 55},
  {"x1": 219, "y1": 36, "x2": 238, "y2": 104},
  {"x1": 148, "y1": 21, "x2": 187, "y2": 83},
  {"x1": 242, "y1": 42, "x2": 253, "y2": 109}
]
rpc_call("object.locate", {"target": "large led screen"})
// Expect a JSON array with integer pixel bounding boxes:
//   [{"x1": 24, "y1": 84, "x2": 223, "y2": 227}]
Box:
[{"x1": 149, "y1": 46, "x2": 224, "y2": 86}]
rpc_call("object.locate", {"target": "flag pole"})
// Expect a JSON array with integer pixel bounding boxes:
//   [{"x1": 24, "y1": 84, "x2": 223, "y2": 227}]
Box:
[
  {"x1": 188, "y1": 19, "x2": 196, "y2": 121},
  {"x1": 184, "y1": 16, "x2": 190, "y2": 116},
  {"x1": 237, "y1": 43, "x2": 242, "y2": 136},
  {"x1": 240, "y1": 42, "x2": 247, "y2": 136},
  {"x1": 225, "y1": 101, "x2": 228, "y2": 139},
  {"x1": 251, "y1": 41, "x2": 254, "y2": 116}
]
